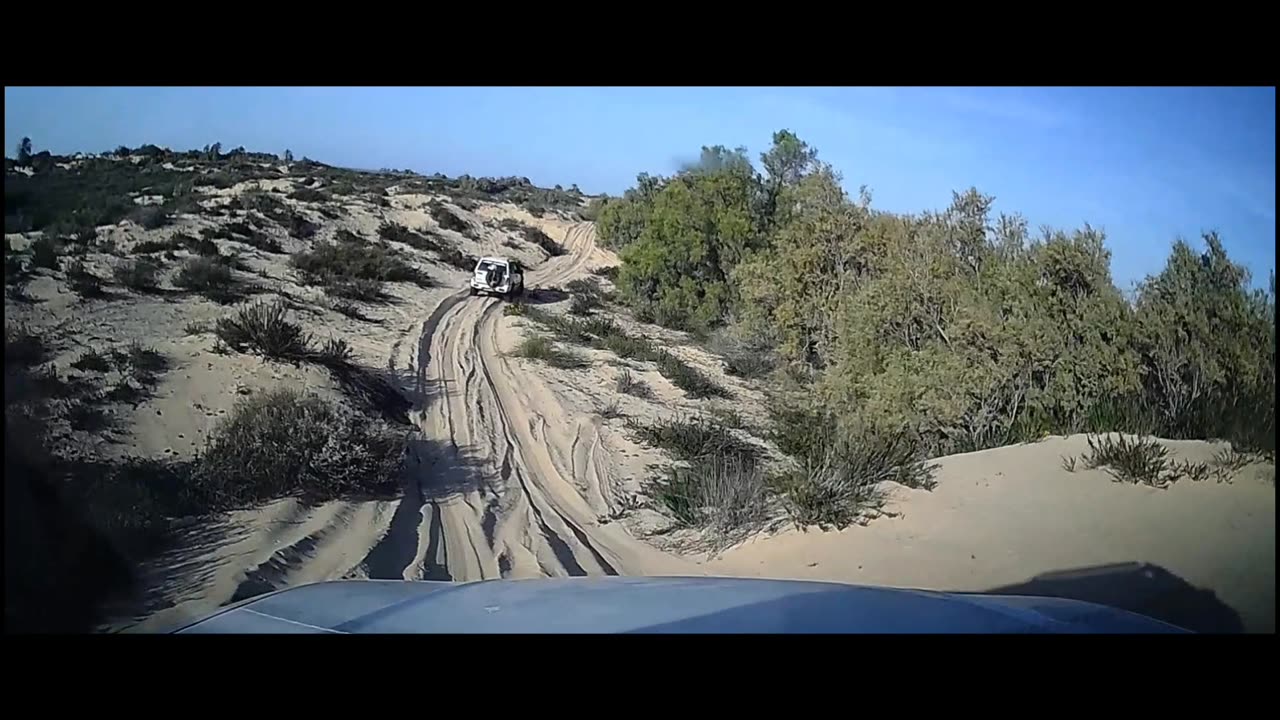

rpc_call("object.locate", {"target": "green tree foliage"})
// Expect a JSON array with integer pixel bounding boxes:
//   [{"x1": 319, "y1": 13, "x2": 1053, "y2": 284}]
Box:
[
  {"x1": 599, "y1": 130, "x2": 1275, "y2": 457},
  {"x1": 16, "y1": 137, "x2": 33, "y2": 165},
  {"x1": 1133, "y1": 233, "x2": 1274, "y2": 450}
]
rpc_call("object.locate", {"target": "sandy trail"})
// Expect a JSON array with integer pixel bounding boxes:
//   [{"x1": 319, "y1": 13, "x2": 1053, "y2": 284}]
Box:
[{"x1": 380, "y1": 222, "x2": 690, "y2": 582}]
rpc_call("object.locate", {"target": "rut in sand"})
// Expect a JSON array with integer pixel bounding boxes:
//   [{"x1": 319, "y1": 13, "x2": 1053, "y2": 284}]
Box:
[{"x1": 368, "y1": 221, "x2": 690, "y2": 581}]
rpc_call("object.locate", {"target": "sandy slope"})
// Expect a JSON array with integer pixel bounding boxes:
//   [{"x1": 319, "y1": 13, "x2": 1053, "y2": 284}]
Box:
[
  {"x1": 108, "y1": 219, "x2": 692, "y2": 632},
  {"x1": 398, "y1": 222, "x2": 691, "y2": 580},
  {"x1": 703, "y1": 435, "x2": 1276, "y2": 633}
]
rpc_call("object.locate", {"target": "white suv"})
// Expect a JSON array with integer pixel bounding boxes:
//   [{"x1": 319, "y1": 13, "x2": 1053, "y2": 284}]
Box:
[{"x1": 469, "y1": 256, "x2": 524, "y2": 299}]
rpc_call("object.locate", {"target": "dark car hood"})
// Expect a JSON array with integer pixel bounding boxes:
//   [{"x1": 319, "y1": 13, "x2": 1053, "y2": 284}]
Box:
[{"x1": 173, "y1": 576, "x2": 1190, "y2": 633}]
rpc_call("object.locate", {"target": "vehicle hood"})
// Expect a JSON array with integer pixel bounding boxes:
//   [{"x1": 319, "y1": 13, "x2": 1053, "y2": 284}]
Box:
[{"x1": 173, "y1": 576, "x2": 1190, "y2": 633}]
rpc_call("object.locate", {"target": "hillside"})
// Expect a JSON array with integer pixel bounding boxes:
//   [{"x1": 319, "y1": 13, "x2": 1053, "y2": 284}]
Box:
[{"x1": 5, "y1": 139, "x2": 1274, "y2": 634}]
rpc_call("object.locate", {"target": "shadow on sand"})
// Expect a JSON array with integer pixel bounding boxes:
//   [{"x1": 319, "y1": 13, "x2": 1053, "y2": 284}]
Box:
[
  {"x1": 981, "y1": 561, "x2": 1246, "y2": 633},
  {"x1": 358, "y1": 437, "x2": 488, "y2": 583},
  {"x1": 521, "y1": 286, "x2": 569, "y2": 305}
]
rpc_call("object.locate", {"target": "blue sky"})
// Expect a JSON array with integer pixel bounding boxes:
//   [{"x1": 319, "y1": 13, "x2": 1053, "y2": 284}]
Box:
[{"x1": 5, "y1": 86, "x2": 1274, "y2": 288}]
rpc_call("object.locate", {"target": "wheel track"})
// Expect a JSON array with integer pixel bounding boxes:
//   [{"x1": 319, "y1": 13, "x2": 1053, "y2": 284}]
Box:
[{"x1": 373, "y1": 221, "x2": 688, "y2": 582}]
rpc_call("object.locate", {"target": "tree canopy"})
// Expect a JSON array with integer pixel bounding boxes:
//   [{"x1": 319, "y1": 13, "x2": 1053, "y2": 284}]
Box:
[{"x1": 596, "y1": 129, "x2": 1275, "y2": 456}]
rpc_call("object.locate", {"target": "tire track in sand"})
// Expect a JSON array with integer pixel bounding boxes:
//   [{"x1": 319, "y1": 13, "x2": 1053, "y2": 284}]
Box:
[{"x1": 368, "y1": 221, "x2": 689, "y2": 581}]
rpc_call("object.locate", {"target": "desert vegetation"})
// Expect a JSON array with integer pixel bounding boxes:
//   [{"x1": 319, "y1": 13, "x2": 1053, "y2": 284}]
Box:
[
  {"x1": 579, "y1": 130, "x2": 1277, "y2": 534},
  {"x1": 596, "y1": 130, "x2": 1275, "y2": 457},
  {"x1": 5, "y1": 140, "x2": 527, "y2": 630}
]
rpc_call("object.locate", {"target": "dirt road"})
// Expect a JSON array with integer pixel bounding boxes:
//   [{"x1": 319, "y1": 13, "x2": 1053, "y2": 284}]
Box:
[{"x1": 372, "y1": 222, "x2": 689, "y2": 582}]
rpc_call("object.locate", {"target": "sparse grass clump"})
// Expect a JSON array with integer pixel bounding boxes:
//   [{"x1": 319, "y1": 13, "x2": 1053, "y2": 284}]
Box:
[
  {"x1": 774, "y1": 426, "x2": 934, "y2": 530},
  {"x1": 112, "y1": 341, "x2": 169, "y2": 384},
  {"x1": 649, "y1": 454, "x2": 769, "y2": 539},
  {"x1": 288, "y1": 214, "x2": 317, "y2": 240},
  {"x1": 190, "y1": 388, "x2": 408, "y2": 506},
  {"x1": 654, "y1": 351, "x2": 729, "y2": 399},
  {"x1": 1081, "y1": 433, "x2": 1172, "y2": 488},
  {"x1": 71, "y1": 349, "x2": 113, "y2": 373},
  {"x1": 174, "y1": 256, "x2": 242, "y2": 302},
  {"x1": 597, "y1": 399, "x2": 625, "y2": 420},
  {"x1": 625, "y1": 414, "x2": 769, "y2": 540},
  {"x1": 707, "y1": 325, "x2": 778, "y2": 379},
  {"x1": 513, "y1": 335, "x2": 589, "y2": 369},
  {"x1": 215, "y1": 299, "x2": 312, "y2": 361},
  {"x1": 615, "y1": 369, "x2": 654, "y2": 399},
  {"x1": 316, "y1": 337, "x2": 354, "y2": 366},
  {"x1": 112, "y1": 258, "x2": 162, "y2": 291}
]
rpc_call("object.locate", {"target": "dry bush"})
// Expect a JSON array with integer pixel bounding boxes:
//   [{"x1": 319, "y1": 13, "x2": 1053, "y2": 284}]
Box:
[
  {"x1": 190, "y1": 388, "x2": 407, "y2": 506},
  {"x1": 514, "y1": 335, "x2": 589, "y2": 369},
  {"x1": 214, "y1": 299, "x2": 312, "y2": 360},
  {"x1": 112, "y1": 258, "x2": 162, "y2": 291},
  {"x1": 615, "y1": 369, "x2": 654, "y2": 399}
]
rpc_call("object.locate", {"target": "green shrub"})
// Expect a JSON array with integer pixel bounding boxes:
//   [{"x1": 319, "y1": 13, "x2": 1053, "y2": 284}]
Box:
[
  {"x1": 513, "y1": 335, "x2": 589, "y2": 369},
  {"x1": 316, "y1": 337, "x2": 354, "y2": 366},
  {"x1": 324, "y1": 277, "x2": 387, "y2": 302},
  {"x1": 133, "y1": 238, "x2": 182, "y2": 254},
  {"x1": 71, "y1": 349, "x2": 113, "y2": 373},
  {"x1": 288, "y1": 187, "x2": 329, "y2": 203},
  {"x1": 615, "y1": 369, "x2": 654, "y2": 399},
  {"x1": 1081, "y1": 433, "x2": 1171, "y2": 488},
  {"x1": 775, "y1": 426, "x2": 934, "y2": 530},
  {"x1": 31, "y1": 237, "x2": 61, "y2": 269},
  {"x1": 112, "y1": 258, "x2": 162, "y2": 291},
  {"x1": 627, "y1": 415, "x2": 758, "y2": 464},
  {"x1": 291, "y1": 238, "x2": 431, "y2": 288},
  {"x1": 174, "y1": 232, "x2": 220, "y2": 257},
  {"x1": 377, "y1": 222, "x2": 475, "y2": 270},
  {"x1": 597, "y1": 399, "x2": 625, "y2": 420},
  {"x1": 174, "y1": 256, "x2": 241, "y2": 301},
  {"x1": 65, "y1": 259, "x2": 105, "y2": 297},
  {"x1": 5, "y1": 323, "x2": 47, "y2": 367},
  {"x1": 654, "y1": 350, "x2": 729, "y2": 399},
  {"x1": 190, "y1": 388, "x2": 407, "y2": 506},
  {"x1": 648, "y1": 453, "x2": 769, "y2": 540},
  {"x1": 215, "y1": 299, "x2": 312, "y2": 360},
  {"x1": 130, "y1": 205, "x2": 172, "y2": 230}
]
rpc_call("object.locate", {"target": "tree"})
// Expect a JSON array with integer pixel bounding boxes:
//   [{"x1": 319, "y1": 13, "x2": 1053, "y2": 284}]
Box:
[
  {"x1": 759, "y1": 130, "x2": 821, "y2": 226},
  {"x1": 16, "y1": 137, "x2": 32, "y2": 165}
]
